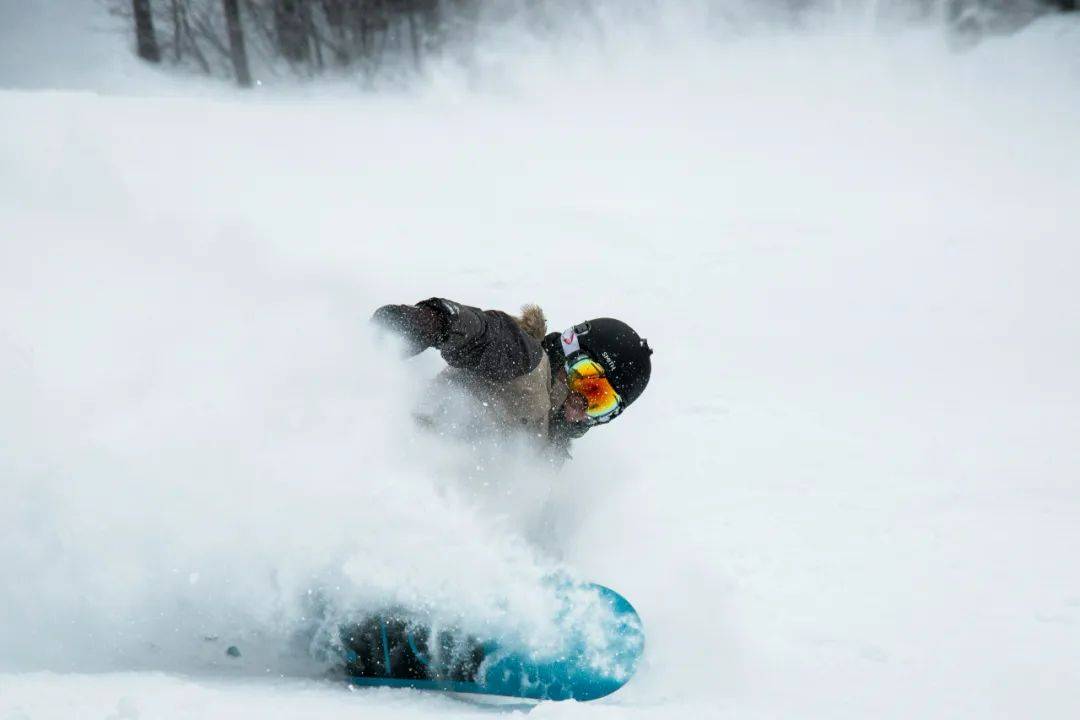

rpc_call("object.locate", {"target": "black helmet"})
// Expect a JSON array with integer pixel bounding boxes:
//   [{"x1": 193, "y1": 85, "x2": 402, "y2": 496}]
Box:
[{"x1": 560, "y1": 318, "x2": 652, "y2": 407}]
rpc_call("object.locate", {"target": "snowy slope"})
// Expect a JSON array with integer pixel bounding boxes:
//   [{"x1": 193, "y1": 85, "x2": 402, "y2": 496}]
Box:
[{"x1": 3, "y1": 3, "x2": 1080, "y2": 719}]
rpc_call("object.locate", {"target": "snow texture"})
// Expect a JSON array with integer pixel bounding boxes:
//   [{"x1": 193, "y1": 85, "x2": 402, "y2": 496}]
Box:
[{"x1": 2, "y1": 1, "x2": 1080, "y2": 718}]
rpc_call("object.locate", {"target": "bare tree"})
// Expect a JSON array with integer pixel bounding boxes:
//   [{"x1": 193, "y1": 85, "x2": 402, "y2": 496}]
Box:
[
  {"x1": 178, "y1": 1, "x2": 213, "y2": 74},
  {"x1": 171, "y1": 0, "x2": 183, "y2": 60},
  {"x1": 223, "y1": 0, "x2": 253, "y2": 86},
  {"x1": 321, "y1": 0, "x2": 351, "y2": 65},
  {"x1": 133, "y1": 0, "x2": 162, "y2": 62},
  {"x1": 111, "y1": 0, "x2": 460, "y2": 83},
  {"x1": 275, "y1": 0, "x2": 311, "y2": 63}
]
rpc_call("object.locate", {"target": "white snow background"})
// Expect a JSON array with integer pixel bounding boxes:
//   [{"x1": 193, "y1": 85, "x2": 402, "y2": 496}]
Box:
[{"x1": 2, "y1": 1, "x2": 1080, "y2": 718}]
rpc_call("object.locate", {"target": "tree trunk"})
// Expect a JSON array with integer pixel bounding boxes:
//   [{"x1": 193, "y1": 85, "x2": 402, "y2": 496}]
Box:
[
  {"x1": 322, "y1": 0, "x2": 350, "y2": 64},
  {"x1": 304, "y1": 1, "x2": 324, "y2": 70},
  {"x1": 275, "y1": 0, "x2": 311, "y2": 63},
  {"x1": 171, "y1": 0, "x2": 182, "y2": 61},
  {"x1": 132, "y1": 0, "x2": 162, "y2": 62},
  {"x1": 223, "y1": 0, "x2": 253, "y2": 87},
  {"x1": 177, "y1": 3, "x2": 211, "y2": 74},
  {"x1": 406, "y1": 9, "x2": 421, "y2": 72}
]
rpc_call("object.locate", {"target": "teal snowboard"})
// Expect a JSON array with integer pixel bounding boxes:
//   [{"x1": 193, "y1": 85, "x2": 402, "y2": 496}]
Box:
[{"x1": 338, "y1": 583, "x2": 644, "y2": 701}]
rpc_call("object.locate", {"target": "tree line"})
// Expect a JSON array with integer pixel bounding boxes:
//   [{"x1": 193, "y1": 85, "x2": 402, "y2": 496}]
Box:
[
  {"x1": 123, "y1": 1, "x2": 1077, "y2": 88},
  {"x1": 123, "y1": 0, "x2": 468, "y2": 87}
]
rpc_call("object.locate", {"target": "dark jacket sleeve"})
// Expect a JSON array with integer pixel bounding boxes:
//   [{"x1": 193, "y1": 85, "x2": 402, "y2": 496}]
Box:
[{"x1": 418, "y1": 298, "x2": 543, "y2": 383}]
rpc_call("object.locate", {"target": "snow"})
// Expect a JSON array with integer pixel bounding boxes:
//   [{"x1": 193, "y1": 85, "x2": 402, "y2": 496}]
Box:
[{"x1": 2, "y1": 2, "x2": 1080, "y2": 719}]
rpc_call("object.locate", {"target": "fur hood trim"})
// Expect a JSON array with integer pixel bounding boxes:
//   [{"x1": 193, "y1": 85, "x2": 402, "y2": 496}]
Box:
[{"x1": 516, "y1": 304, "x2": 548, "y2": 341}]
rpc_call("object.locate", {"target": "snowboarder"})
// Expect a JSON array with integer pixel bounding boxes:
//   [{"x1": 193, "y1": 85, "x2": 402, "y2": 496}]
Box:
[{"x1": 372, "y1": 298, "x2": 652, "y2": 463}]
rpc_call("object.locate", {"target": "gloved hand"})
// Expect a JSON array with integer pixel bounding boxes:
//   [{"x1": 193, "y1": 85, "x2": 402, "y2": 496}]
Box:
[{"x1": 371, "y1": 303, "x2": 449, "y2": 357}]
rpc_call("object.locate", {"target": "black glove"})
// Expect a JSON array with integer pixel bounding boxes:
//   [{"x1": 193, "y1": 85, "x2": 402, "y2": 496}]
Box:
[{"x1": 371, "y1": 303, "x2": 449, "y2": 357}]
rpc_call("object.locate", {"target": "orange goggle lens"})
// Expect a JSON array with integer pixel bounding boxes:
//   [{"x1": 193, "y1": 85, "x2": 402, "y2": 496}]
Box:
[{"x1": 567, "y1": 357, "x2": 623, "y2": 419}]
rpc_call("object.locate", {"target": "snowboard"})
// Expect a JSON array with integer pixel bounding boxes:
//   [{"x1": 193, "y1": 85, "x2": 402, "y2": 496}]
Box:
[{"x1": 337, "y1": 583, "x2": 644, "y2": 701}]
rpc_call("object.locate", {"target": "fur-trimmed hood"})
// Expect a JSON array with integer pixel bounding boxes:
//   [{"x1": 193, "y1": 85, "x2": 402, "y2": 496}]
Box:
[{"x1": 515, "y1": 304, "x2": 548, "y2": 342}]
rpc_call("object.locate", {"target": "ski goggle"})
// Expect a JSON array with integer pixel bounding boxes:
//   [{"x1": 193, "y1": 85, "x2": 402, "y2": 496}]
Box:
[{"x1": 566, "y1": 355, "x2": 624, "y2": 423}]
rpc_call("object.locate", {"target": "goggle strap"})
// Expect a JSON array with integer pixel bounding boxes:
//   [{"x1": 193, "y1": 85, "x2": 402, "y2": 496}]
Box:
[{"x1": 560, "y1": 326, "x2": 582, "y2": 357}]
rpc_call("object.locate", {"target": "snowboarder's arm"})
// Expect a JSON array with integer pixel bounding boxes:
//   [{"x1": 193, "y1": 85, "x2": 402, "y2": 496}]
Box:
[
  {"x1": 372, "y1": 298, "x2": 543, "y2": 382},
  {"x1": 371, "y1": 303, "x2": 448, "y2": 357},
  {"x1": 422, "y1": 298, "x2": 545, "y2": 382}
]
